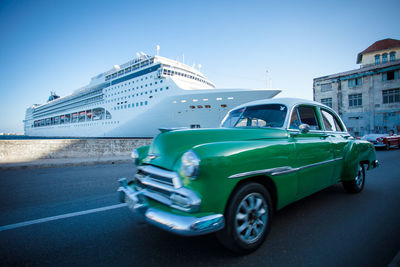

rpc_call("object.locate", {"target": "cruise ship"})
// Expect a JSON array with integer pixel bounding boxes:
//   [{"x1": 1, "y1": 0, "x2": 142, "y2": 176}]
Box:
[{"x1": 24, "y1": 53, "x2": 281, "y2": 137}]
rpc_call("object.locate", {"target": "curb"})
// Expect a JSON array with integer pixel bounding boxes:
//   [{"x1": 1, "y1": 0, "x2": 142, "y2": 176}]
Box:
[{"x1": 0, "y1": 157, "x2": 133, "y2": 170}]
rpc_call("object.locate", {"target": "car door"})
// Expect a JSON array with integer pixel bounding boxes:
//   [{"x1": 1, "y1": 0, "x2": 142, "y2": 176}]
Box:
[
  {"x1": 288, "y1": 105, "x2": 335, "y2": 198},
  {"x1": 319, "y1": 108, "x2": 349, "y2": 184}
]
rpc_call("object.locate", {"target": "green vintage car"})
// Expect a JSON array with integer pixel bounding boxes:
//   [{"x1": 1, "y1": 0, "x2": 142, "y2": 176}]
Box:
[{"x1": 118, "y1": 98, "x2": 378, "y2": 253}]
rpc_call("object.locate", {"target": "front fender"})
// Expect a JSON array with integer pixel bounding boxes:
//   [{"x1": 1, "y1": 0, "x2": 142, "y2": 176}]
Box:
[
  {"x1": 177, "y1": 140, "x2": 296, "y2": 214},
  {"x1": 136, "y1": 145, "x2": 150, "y2": 165}
]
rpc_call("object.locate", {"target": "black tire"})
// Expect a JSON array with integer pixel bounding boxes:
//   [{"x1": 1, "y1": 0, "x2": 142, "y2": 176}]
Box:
[
  {"x1": 216, "y1": 183, "x2": 272, "y2": 254},
  {"x1": 342, "y1": 163, "x2": 365, "y2": 193}
]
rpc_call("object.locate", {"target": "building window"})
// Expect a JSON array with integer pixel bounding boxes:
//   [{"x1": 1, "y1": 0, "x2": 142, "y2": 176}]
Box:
[
  {"x1": 349, "y1": 94, "x2": 362, "y2": 107},
  {"x1": 383, "y1": 70, "x2": 399, "y2": 81},
  {"x1": 382, "y1": 88, "x2": 400, "y2": 104},
  {"x1": 375, "y1": 55, "x2": 381, "y2": 64},
  {"x1": 321, "y1": 98, "x2": 332, "y2": 108},
  {"x1": 390, "y1": 52, "x2": 396, "y2": 61},
  {"x1": 348, "y1": 78, "x2": 362, "y2": 88},
  {"x1": 382, "y1": 53, "x2": 388, "y2": 63},
  {"x1": 320, "y1": 83, "x2": 332, "y2": 92}
]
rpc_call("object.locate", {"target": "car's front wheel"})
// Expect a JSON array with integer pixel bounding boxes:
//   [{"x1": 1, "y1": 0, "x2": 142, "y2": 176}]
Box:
[
  {"x1": 217, "y1": 183, "x2": 272, "y2": 254},
  {"x1": 342, "y1": 163, "x2": 365, "y2": 193}
]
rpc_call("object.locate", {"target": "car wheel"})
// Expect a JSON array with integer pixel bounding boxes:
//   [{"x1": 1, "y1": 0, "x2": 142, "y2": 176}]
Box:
[
  {"x1": 342, "y1": 163, "x2": 365, "y2": 193},
  {"x1": 216, "y1": 183, "x2": 272, "y2": 254}
]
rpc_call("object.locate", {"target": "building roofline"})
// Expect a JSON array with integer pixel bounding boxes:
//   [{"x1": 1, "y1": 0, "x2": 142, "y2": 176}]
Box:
[
  {"x1": 356, "y1": 38, "x2": 400, "y2": 64},
  {"x1": 314, "y1": 60, "x2": 400, "y2": 82}
]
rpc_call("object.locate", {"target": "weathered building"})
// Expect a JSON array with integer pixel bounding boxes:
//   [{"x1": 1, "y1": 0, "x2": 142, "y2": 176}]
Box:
[{"x1": 313, "y1": 38, "x2": 400, "y2": 137}]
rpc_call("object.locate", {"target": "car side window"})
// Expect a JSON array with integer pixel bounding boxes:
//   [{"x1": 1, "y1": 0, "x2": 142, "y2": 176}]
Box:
[
  {"x1": 321, "y1": 109, "x2": 343, "y2": 132},
  {"x1": 290, "y1": 106, "x2": 320, "y2": 130},
  {"x1": 289, "y1": 109, "x2": 301, "y2": 129}
]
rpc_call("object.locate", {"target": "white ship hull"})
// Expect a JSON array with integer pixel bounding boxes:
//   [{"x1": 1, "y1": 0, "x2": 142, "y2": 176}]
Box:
[{"x1": 24, "y1": 55, "x2": 280, "y2": 137}]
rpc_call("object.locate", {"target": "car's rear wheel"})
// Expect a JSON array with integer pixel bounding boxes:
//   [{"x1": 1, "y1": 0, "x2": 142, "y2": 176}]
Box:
[
  {"x1": 342, "y1": 163, "x2": 365, "y2": 193},
  {"x1": 217, "y1": 183, "x2": 272, "y2": 254}
]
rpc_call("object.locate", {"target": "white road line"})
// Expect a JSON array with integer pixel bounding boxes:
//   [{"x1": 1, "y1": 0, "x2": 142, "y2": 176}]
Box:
[{"x1": 0, "y1": 203, "x2": 127, "y2": 232}]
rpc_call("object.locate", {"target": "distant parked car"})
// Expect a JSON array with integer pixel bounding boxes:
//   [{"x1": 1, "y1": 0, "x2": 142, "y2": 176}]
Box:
[
  {"x1": 361, "y1": 133, "x2": 400, "y2": 150},
  {"x1": 118, "y1": 98, "x2": 378, "y2": 254}
]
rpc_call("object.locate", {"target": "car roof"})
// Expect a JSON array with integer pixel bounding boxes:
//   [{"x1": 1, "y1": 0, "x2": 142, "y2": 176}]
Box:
[{"x1": 232, "y1": 97, "x2": 329, "y2": 111}]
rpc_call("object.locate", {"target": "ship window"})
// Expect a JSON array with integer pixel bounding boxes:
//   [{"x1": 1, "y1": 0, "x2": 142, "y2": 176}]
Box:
[
  {"x1": 160, "y1": 88, "x2": 163, "y2": 91},
  {"x1": 166, "y1": 87, "x2": 169, "y2": 90},
  {"x1": 155, "y1": 82, "x2": 157, "y2": 84},
  {"x1": 160, "y1": 80, "x2": 163, "y2": 83},
  {"x1": 193, "y1": 99, "x2": 198, "y2": 102},
  {"x1": 197, "y1": 105, "x2": 203, "y2": 108},
  {"x1": 140, "y1": 102, "x2": 143, "y2": 106},
  {"x1": 155, "y1": 89, "x2": 158, "y2": 92},
  {"x1": 205, "y1": 105, "x2": 211, "y2": 108},
  {"x1": 86, "y1": 110, "x2": 92, "y2": 121},
  {"x1": 190, "y1": 106, "x2": 195, "y2": 109},
  {"x1": 203, "y1": 99, "x2": 208, "y2": 101},
  {"x1": 78, "y1": 112, "x2": 86, "y2": 122},
  {"x1": 181, "y1": 100, "x2": 187, "y2": 103},
  {"x1": 217, "y1": 98, "x2": 222, "y2": 101},
  {"x1": 145, "y1": 101, "x2": 148, "y2": 105},
  {"x1": 228, "y1": 97, "x2": 234, "y2": 100},
  {"x1": 128, "y1": 104, "x2": 131, "y2": 108},
  {"x1": 221, "y1": 104, "x2": 227, "y2": 108}
]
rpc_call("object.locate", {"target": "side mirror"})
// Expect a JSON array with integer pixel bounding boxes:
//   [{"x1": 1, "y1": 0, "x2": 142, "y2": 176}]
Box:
[{"x1": 299, "y1": 124, "x2": 310, "y2": 134}]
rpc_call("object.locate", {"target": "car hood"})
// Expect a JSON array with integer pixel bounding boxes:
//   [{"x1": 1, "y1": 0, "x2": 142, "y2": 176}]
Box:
[{"x1": 143, "y1": 127, "x2": 288, "y2": 170}]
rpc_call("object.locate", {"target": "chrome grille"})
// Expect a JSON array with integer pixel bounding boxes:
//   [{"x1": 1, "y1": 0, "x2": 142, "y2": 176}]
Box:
[
  {"x1": 132, "y1": 165, "x2": 201, "y2": 212},
  {"x1": 134, "y1": 165, "x2": 182, "y2": 203}
]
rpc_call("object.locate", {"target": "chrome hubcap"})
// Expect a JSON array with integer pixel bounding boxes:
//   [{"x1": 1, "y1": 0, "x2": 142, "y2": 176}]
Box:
[
  {"x1": 235, "y1": 193, "x2": 267, "y2": 244},
  {"x1": 355, "y1": 165, "x2": 364, "y2": 188}
]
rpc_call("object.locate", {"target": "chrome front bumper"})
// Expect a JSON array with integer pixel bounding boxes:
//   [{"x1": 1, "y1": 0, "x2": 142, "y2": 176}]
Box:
[{"x1": 118, "y1": 178, "x2": 225, "y2": 236}]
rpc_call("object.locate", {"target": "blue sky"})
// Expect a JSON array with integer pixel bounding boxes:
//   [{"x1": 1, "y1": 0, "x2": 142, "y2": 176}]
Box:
[{"x1": 0, "y1": 0, "x2": 399, "y2": 133}]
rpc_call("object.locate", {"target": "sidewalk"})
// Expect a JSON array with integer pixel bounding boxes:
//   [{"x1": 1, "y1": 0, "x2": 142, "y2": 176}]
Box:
[{"x1": 0, "y1": 156, "x2": 132, "y2": 170}]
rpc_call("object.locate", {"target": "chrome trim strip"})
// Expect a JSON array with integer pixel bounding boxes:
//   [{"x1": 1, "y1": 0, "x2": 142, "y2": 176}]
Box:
[
  {"x1": 228, "y1": 157, "x2": 343, "y2": 179},
  {"x1": 297, "y1": 157, "x2": 343, "y2": 172}
]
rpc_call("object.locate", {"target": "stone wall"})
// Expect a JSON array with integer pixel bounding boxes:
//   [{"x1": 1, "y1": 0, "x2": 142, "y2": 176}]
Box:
[{"x1": 0, "y1": 139, "x2": 152, "y2": 163}]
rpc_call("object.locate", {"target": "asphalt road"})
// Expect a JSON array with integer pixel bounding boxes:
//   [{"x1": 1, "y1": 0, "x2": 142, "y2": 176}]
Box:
[{"x1": 0, "y1": 150, "x2": 399, "y2": 267}]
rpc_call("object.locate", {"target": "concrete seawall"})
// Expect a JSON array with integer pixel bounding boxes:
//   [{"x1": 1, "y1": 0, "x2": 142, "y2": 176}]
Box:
[{"x1": 0, "y1": 139, "x2": 153, "y2": 169}]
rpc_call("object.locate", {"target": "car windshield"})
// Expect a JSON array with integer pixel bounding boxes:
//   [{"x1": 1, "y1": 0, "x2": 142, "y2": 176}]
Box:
[{"x1": 221, "y1": 104, "x2": 287, "y2": 128}]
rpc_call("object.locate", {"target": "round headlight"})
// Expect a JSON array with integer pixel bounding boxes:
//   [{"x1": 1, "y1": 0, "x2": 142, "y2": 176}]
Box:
[
  {"x1": 131, "y1": 149, "x2": 139, "y2": 165},
  {"x1": 181, "y1": 150, "x2": 200, "y2": 179}
]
